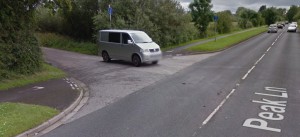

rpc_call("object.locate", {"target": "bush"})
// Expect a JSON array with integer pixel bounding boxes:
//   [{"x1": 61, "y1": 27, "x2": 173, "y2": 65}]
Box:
[
  {"x1": 94, "y1": 0, "x2": 198, "y2": 48},
  {"x1": 35, "y1": 7, "x2": 64, "y2": 33},
  {"x1": 0, "y1": 0, "x2": 42, "y2": 81},
  {"x1": 217, "y1": 11, "x2": 233, "y2": 34},
  {"x1": 0, "y1": 31, "x2": 42, "y2": 81},
  {"x1": 36, "y1": 33, "x2": 98, "y2": 55}
]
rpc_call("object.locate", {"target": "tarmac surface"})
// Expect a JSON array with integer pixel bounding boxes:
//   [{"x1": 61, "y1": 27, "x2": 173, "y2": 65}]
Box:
[
  {"x1": 0, "y1": 28, "x2": 264, "y2": 136},
  {"x1": 0, "y1": 78, "x2": 79, "y2": 111}
]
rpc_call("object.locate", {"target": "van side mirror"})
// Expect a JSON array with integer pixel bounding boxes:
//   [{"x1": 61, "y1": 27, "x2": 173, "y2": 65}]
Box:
[{"x1": 128, "y1": 40, "x2": 133, "y2": 44}]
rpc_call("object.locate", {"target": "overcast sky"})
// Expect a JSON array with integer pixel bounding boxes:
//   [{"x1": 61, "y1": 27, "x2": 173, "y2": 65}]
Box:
[{"x1": 178, "y1": 0, "x2": 299, "y2": 13}]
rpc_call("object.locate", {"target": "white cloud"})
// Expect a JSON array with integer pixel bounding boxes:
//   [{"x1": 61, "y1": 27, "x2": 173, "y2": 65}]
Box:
[{"x1": 178, "y1": 0, "x2": 298, "y2": 13}]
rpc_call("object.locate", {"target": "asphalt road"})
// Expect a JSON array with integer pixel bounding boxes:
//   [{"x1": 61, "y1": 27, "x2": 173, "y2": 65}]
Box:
[
  {"x1": 42, "y1": 45, "x2": 216, "y2": 121},
  {"x1": 43, "y1": 27, "x2": 300, "y2": 137},
  {"x1": 0, "y1": 78, "x2": 78, "y2": 111}
]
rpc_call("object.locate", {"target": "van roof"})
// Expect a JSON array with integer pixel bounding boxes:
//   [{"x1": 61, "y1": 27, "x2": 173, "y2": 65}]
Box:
[{"x1": 99, "y1": 29, "x2": 144, "y2": 33}]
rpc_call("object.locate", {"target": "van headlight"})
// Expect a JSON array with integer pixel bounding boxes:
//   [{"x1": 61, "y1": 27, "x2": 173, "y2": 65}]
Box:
[{"x1": 140, "y1": 49, "x2": 149, "y2": 52}]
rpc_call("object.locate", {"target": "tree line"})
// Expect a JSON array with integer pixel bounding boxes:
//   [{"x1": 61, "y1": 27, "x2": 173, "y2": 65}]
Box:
[{"x1": 1, "y1": 0, "x2": 300, "y2": 80}]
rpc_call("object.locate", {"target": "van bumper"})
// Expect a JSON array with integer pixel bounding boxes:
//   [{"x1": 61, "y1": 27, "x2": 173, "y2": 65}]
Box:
[{"x1": 141, "y1": 52, "x2": 162, "y2": 63}]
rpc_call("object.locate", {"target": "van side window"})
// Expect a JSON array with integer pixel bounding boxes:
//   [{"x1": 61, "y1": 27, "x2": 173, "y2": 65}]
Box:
[
  {"x1": 109, "y1": 32, "x2": 121, "y2": 43},
  {"x1": 100, "y1": 32, "x2": 108, "y2": 42},
  {"x1": 122, "y1": 33, "x2": 132, "y2": 44}
]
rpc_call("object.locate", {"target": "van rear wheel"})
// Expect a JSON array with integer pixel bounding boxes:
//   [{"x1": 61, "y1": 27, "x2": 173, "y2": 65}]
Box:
[
  {"x1": 102, "y1": 51, "x2": 111, "y2": 62},
  {"x1": 132, "y1": 55, "x2": 141, "y2": 67}
]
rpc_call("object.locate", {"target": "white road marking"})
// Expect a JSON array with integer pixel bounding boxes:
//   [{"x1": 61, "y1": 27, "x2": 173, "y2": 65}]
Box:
[
  {"x1": 242, "y1": 73, "x2": 249, "y2": 80},
  {"x1": 70, "y1": 84, "x2": 75, "y2": 90},
  {"x1": 248, "y1": 66, "x2": 255, "y2": 73},
  {"x1": 258, "y1": 54, "x2": 265, "y2": 62},
  {"x1": 202, "y1": 89, "x2": 236, "y2": 125},
  {"x1": 33, "y1": 86, "x2": 45, "y2": 90},
  {"x1": 200, "y1": 36, "x2": 278, "y2": 127},
  {"x1": 255, "y1": 60, "x2": 260, "y2": 65},
  {"x1": 166, "y1": 50, "x2": 173, "y2": 53},
  {"x1": 272, "y1": 42, "x2": 275, "y2": 46},
  {"x1": 255, "y1": 92, "x2": 288, "y2": 98}
]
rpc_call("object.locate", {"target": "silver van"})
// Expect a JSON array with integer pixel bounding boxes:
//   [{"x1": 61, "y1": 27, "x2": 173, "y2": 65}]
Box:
[{"x1": 98, "y1": 30, "x2": 162, "y2": 67}]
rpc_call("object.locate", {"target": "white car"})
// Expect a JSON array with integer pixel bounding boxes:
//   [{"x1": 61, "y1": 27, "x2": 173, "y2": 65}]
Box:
[
  {"x1": 287, "y1": 24, "x2": 297, "y2": 32},
  {"x1": 291, "y1": 22, "x2": 298, "y2": 27}
]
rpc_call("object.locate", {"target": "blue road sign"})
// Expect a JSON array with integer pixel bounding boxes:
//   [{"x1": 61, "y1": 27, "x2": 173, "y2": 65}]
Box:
[
  {"x1": 214, "y1": 16, "x2": 218, "y2": 21},
  {"x1": 108, "y1": 5, "x2": 112, "y2": 15}
]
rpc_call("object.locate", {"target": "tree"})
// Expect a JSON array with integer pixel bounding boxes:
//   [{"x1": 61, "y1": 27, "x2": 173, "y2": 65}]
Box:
[
  {"x1": 37, "y1": 0, "x2": 98, "y2": 41},
  {"x1": 264, "y1": 7, "x2": 278, "y2": 25},
  {"x1": 236, "y1": 7, "x2": 247, "y2": 16},
  {"x1": 237, "y1": 8, "x2": 262, "y2": 28},
  {"x1": 277, "y1": 8, "x2": 287, "y2": 21},
  {"x1": 0, "y1": 0, "x2": 42, "y2": 80},
  {"x1": 286, "y1": 5, "x2": 299, "y2": 22},
  {"x1": 293, "y1": 7, "x2": 300, "y2": 23},
  {"x1": 189, "y1": 0, "x2": 213, "y2": 37},
  {"x1": 216, "y1": 10, "x2": 233, "y2": 34},
  {"x1": 258, "y1": 5, "x2": 267, "y2": 13},
  {"x1": 94, "y1": 0, "x2": 198, "y2": 47}
]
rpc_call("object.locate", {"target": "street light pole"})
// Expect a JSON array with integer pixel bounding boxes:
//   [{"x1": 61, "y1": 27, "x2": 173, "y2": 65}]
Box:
[{"x1": 214, "y1": 15, "x2": 218, "y2": 42}]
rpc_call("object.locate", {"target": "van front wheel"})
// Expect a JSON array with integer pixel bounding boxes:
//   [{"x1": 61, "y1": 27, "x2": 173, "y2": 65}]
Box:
[
  {"x1": 102, "y1": 51, "x2": 111, "y2": 62},
  {"x1": 132, "y1": 55, "x2": 141, "y2": 67}
]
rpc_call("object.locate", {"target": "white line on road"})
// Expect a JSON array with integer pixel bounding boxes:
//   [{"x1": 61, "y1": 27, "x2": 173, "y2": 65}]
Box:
[
  {"x1": 202, "y1": 89, "x2": 236, "y2": 126},
  {"x1": 242, "y1": 73, "x2": 249, "y2": 80},
  {"x1": 248, "y1": 66, "x2": 255, "y2": 73},
  {"x1": 258, "y1": 54, "x2": 265, "y2": 62},
  {"x1": 70, "y1": 84, "x2": 75, "y2": 90},
  {"x1": 200, "y1": 36, "x2": 277, "y2": 128}
]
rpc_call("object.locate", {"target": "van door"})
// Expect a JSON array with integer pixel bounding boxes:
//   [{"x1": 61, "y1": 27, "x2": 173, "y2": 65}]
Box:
[
  {"x1": 108, "y1": 32, "x2": 122, "y2": 59},
  {"x1": 120, "y1": 33, "x2": 135, "y2": 61}
]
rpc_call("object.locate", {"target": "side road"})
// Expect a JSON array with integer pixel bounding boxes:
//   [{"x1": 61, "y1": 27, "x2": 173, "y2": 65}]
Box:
[{"x1": 0, "y1": 78, "x2": 78, "y2": 111}]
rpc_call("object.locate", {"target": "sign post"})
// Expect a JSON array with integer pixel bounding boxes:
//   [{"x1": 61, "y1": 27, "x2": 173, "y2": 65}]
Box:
[
  {"x1": 214, "y1": 15, "x2": 218, "y2": 42},
  {"x1": 108, "y1": 5, "x2": 112, "y2": 28}
]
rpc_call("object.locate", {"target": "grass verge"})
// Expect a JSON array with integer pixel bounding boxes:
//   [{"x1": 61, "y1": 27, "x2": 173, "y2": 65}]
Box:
[
  {"x1": 36, "y1": 33, "x2": 98, "y2": 55},
  {"x1": 0, "y1": 102, "x2": 59, "y2": 137},
  {"x1": 187, "y1": 26, "x2": 267, "y2": 52},
  {"x1": 162, "y1": 27, "x2": 263, "y2": 51},
  {"x1": 0, "y1": 63, "x2": 66, "y2": 90}
]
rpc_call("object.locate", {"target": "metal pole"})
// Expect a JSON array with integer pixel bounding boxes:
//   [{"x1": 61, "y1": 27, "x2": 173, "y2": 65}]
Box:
[
  {"x1": 110, "y1": 13, "x2": 112, "y2": 29},
  {"x1": 215, "y1": 20, "x2": 217, "y2": 42},
  {"x1": 109, "y1": 4, "x2": 112, "y2": 29}
]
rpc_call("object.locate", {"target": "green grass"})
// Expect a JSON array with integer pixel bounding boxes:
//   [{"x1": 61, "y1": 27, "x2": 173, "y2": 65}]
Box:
[
  {"x1": 162, "y1": 27, "x2": 260, "y2": 51},
  {"x1": 0, "y1": 63, "x2": 66, "y2": 90},
  {"x1": 187, "y1": 26, "x2": 267, "y2": 52},
  {"x1": 0, "y1": 102, "x2": 59, "y2": 137},
  {"x1": 36, "y1": 33, "x2": 98, "y2": 55}
]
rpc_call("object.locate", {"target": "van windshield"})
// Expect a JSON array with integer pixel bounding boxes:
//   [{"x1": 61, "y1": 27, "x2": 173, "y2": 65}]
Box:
[{"x1": 130, "y1": 32, "x2": 152, "y2": 43}]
